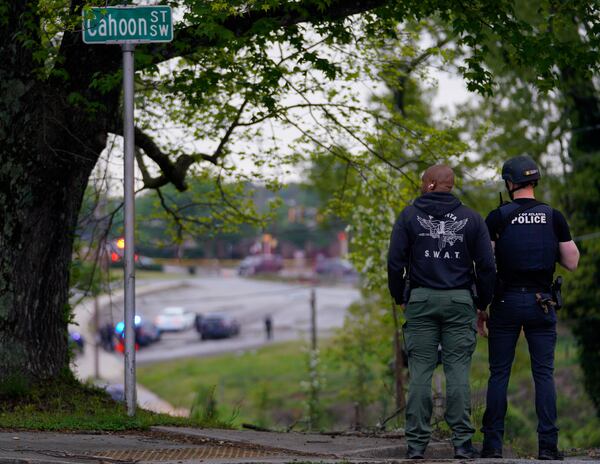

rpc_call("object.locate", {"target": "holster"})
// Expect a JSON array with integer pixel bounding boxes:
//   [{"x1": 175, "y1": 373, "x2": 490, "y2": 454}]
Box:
[
  {"x1": 535, "y1": 292, "x2": 556, "y2": 314},
  {"x1": 552, "y1": 276, "x2": 563, "y2": 310},
  {"x1": 470, "y1": 282, "x2": 480, "y2": 308},
  {"x1": 402, "y1": 276, "x2": 411, "y2": 305}
]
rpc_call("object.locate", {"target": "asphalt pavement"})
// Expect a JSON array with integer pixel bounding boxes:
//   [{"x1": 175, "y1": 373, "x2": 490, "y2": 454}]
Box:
[
  {"x1": 112, "y1": 276, "x2": 360, "y2": 364},
  {"x1": 69, "y1": 273, "x2": 360, "y2": 415}
]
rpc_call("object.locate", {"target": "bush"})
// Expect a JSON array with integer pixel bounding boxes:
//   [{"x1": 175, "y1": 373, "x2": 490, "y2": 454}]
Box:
[
  {"x1": 572, "y1": 319, "x2": 600, "y2": 418},
  {"x1": 190, "y1": 385, "x2": 219, "y2": 422},
  {"x1": 504, "y1": 405, "x2": 536, "y2": 454},
  {"x1": 0, "y1": 373, "x2": 30, "y2": 399}
]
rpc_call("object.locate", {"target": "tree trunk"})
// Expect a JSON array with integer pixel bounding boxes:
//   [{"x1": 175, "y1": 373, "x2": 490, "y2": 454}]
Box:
[
  {"x1": 0, "y1": 0, "x2": 123, "y2": 383},
  {"x1": 0, "y1": 79, "x2": 110, "y2": 381}
]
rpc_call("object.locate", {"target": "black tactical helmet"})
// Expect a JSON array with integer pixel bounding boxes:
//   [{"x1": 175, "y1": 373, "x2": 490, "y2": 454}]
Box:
[{"x1": 501, "y1": 155, "x2": 540, "y2": 185}]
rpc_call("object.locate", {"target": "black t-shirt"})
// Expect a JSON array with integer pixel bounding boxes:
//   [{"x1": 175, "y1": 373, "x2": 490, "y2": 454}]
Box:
[{"x1": 486, "y1": 199, "x2": 572, "y2": 287}]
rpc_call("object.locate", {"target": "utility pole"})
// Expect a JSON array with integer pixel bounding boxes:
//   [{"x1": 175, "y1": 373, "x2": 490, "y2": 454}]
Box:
[
  {"x1": 310, "y1": 288, "x2": 317, "y2": 351},
  {"x1": 93, "y1": 193, "x2": 108, "y2": 380},
  {"x1": 93, "y1": 295, "x2": 100, "y2": 379},
  {"x1": 307, "y1": 287, "x2": 319, "y2": 430}
]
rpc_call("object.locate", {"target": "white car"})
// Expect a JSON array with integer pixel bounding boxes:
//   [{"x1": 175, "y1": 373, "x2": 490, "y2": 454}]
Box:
[{"x1": 154, "y1": 306, "x2": 196, "y2": 332}]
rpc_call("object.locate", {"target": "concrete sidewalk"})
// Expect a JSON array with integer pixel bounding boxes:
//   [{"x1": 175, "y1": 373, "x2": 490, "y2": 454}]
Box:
[
  {"x1": 153, "y1": 426, "x2": 452, "y2": 459},
  {"x1": 0, "y1": 427, "x2": 595, "y2": 463}
]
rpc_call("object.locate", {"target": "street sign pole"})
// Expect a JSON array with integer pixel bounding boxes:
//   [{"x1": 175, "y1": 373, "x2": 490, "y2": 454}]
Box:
[
  {"x1": 122, "y1": 42, "x2": 137, "y2": 416},
  {"x1": 82, "y1": 5, "x2": 173, "y2": 417}
]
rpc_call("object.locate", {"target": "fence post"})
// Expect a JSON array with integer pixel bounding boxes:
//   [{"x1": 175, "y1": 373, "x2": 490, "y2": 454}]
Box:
[{"x1": 310, "y1": 288, "x2": 317, "y2": 351}]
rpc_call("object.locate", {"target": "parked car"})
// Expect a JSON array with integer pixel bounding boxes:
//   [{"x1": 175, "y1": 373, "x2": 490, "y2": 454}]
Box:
[
  {"x1": 315, "y1": 257, "x2": 358, "y2": 278},
  {"x1": 237, "y1": 254, "x2": 283, "y2": 276},
  {"x1": 154, "y1": 306, "x2": 196, "y2": 332},
  {"x1": 198, "y1": 313, "x2": 240, "y2": 340},
  {"x1": 114, "y1": 315, "x2": 161, "y2": 347},
  {"x1": 136, "y1": 320, "x2": 162, "y2": 346}
]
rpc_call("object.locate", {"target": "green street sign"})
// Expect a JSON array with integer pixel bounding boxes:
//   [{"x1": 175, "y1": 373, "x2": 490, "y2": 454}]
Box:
[{"x1": 82, "y1": 6, "x2": 173, "y2": 44}]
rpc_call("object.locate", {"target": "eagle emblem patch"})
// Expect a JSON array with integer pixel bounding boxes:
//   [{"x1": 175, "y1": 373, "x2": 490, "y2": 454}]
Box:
[{"x1": 417, "y1": 216, "x2": 469, "y2": 251}]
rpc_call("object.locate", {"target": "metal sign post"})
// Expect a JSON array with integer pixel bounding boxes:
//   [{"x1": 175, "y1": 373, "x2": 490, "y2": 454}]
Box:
[
  {"x1": 122, "y1": 42, "x2": 136, "y2": 416},
  {"x1": 82, "y1": 6, "x2": 173, "y2": 417}
]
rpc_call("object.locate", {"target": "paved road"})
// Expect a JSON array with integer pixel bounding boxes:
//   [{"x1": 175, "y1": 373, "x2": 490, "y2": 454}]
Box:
[
  {"x1": 100, "y1": 276, "x2": 360, "y2": 364},
  {"x1": 70, "y1": 276, "x2": 358, "y2": 413}
]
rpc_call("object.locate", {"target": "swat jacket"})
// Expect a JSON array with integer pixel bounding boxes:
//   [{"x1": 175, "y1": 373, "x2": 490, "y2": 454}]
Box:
[{"x1": 387, "y1": 192, "x2": 495, "y2": 308}]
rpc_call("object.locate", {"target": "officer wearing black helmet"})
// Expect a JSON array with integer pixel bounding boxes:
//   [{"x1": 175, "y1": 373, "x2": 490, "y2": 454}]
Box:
[{"x1": 480, "y1": 155, "x2": 580, "y2": 460}]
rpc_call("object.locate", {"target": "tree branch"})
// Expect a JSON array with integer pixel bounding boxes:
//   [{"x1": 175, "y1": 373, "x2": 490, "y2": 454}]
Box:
[
  {"x1": 216, "y1": 171, "x2": 261, "y2": 223},
  {"x1": 55, "y1": 0, "x2": 389, "y2": 122},
  {"x1": 155, "y1": 188, "x2": 185, "y2": 243},
  {"x1": 393, "y1": 36, "x2": 453, "y2": 115},
  {"x1": 134, "y1": 127, "x2": 217, "y2": 191},
  {"x1": 134, "y1": 147, "x2": 155, "y2": 185},
  {"x1": 213, "y1": 98, "x2": 249, "y2": 159},
  {"x1": 143, "y1": 0, "x2": 389, "y2": 67},
  {"x1": 133, "y1": 93, "x2": 251, "y2": 191}
]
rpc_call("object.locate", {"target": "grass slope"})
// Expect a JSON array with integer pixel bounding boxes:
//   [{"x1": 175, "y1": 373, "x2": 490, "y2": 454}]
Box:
[{"x1": 0, "y1": 374, "x2": 225, "y2": 431}]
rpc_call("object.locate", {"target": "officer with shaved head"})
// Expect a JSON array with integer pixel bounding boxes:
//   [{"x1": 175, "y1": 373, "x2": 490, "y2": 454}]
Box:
[{"x1": 388, "y1": 165, "x2": 495, "y2": 459}]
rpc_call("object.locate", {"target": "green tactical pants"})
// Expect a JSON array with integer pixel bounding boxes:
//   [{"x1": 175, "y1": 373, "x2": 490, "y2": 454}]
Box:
[{"x1": 404, "y1": 287, "x2": 478, "y2": 451}]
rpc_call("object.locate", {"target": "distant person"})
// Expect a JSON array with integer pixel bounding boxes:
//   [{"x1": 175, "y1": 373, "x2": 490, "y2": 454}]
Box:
[
  {"x1": 264, "y1": 315, "x2": 273, "y2": 340},
  {"x1": 387, "y1": 164, "x2": 495, "y2": 459},
  {"x1": 480, "y1": 156, "x2": 580, "y2": 461},
  {"x1": 99, "y1": 322, "x2": 114, "y2": 352}
]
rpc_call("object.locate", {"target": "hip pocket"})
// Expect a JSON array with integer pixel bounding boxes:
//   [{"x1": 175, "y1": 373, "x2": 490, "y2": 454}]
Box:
[
  {"x1": 451, "y1": 294, "x2": 474, "y2": 313},
  {"x1": 405, "y1": 290, "x2": 429, "y2": 317},
  {"x1": 408, "y1": 290, "x2": 429, "y2": 304}
]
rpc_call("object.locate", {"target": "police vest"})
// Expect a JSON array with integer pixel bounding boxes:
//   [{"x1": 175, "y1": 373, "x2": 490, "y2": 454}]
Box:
[{"x1": 495, "y1": 202, "x2": 558, "y2": 274}]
